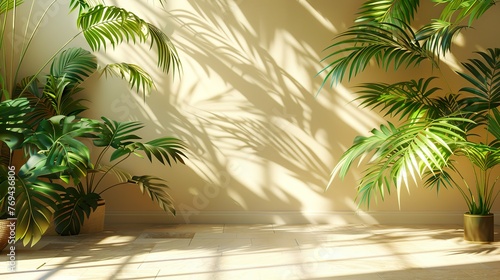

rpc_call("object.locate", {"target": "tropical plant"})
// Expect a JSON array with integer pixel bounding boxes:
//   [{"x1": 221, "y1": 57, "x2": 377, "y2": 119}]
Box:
[
  {"x1": 321, "y1": 0, "x2": 500, "y2": 215},
  {"x1": 29, "y1": 114, "x2": 187, "y2": 236},
  {"x1": 0, "y1": 0, "x2": 184, "y2": 246}
]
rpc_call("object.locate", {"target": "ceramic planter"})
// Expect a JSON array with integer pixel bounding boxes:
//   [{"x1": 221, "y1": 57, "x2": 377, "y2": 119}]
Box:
[{"x1": 463, "y1": 213, "x2": 494, "y2": 243}]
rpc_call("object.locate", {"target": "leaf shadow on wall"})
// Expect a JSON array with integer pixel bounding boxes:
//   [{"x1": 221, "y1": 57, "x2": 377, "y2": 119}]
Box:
[{"x1": 99, "y1": 0, "x2": 385, "y2": 221}]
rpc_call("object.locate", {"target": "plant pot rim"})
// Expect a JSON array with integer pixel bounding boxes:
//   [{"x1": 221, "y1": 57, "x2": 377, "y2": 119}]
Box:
[{"x1": 464, "y1": 213, "x2": 494, "y2": 217}]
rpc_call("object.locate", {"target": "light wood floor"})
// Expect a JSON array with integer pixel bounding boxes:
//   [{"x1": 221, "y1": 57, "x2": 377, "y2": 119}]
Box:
[{"x1": 2, "y1": 223, "x2": 499, "y2": 279}]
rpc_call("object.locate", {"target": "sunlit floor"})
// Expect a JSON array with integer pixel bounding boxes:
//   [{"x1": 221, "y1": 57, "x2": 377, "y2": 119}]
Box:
[{"x1": 1, "y1": 223, "x2": 499, "y2": 279}]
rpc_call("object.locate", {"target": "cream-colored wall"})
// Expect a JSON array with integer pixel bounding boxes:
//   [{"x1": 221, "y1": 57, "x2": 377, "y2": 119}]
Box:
[{"x1": 17, "y1": 0, "x2": 500, "y2": 225}]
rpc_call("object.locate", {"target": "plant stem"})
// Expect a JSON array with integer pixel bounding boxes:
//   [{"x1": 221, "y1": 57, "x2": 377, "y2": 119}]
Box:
[
  {"x1": 16, "y1": 1, "x2": 86, "y2": 98},
  {"x1": 98, "y1": 181, "x2": 130, "y2": 195},
  {"x1": 13, "y1": 0, "x2": 53, "y2": 96},
  {"x1": 91, "y1": 153, "x2": 132, "y2": 193},
  {"x1": 89, "y1": 145, "x2": 111, "y2": 193}
]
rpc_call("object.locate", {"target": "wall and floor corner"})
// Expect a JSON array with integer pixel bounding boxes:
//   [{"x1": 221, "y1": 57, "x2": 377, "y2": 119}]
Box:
[{"x1": 16, "y1": 0, "x2": 500, "y2": 226}]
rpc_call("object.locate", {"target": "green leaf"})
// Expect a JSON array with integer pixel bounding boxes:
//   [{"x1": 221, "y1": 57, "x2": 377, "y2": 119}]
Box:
[
  {"x1": 0, "y1": 0, "x2": 24, "y2": 14},
  {"x1": 0, "y1": 98, "x2": 33, "y2": 131},
  {"x1": 329, "y1": 117, "x2": 468, "y2": 208},
  {"x1": 15, "y1": 175, "x2": 65, "y2": 246},
  {"x1": 54, "y1": 187, "x2": 101, "y2": 236},
  {"x1": 27, "y1": 116, "x2": 94, "y2": 185},
  {"x1": 135, "y1": 138, "x2": 187, "y2": 166},
  {"x1": 488, "y1": 108, "x2": 500, "y2": 144},
  {"x1": 434, "y1": 0, "x2": 496, "y2": 27},
  {"x1": 146, "y1": 23, "x2": 181, "y2": 75},
  {"x1": 356, "y1": 77, "x2": 444, "y2": 120},
  {"x1": 356, "y1": 0, "x2": 420, "y2": 25},
  {"x1": 93, "y1": 117, "x2": 143, "y2": 148},
  {"x1": 320, "y1": 22, "x2": 434, "y2": 86},
  {"x1": 77, "y1": 5, "x2": 146, "y2": 51},
  {"x1": 0, "y1": 130, "x2": 24, "y2": 150},
  {"x1": 129, "y1": 175, "x2": 176, "y2": 215},
  {"x1": 457, "y1": 48, "x2": 500, "y2": 126},
  {"x1": 49, "y1": 47, "x2": 97, "y2": 85},
  {"x1": 101, "y1": 63, "x2": 154, "y2": 98}
]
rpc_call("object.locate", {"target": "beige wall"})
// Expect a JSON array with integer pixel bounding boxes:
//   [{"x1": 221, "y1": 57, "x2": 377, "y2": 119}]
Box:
[{"x1": 17, "y1": 0, "x2": 500, "y2": 225}]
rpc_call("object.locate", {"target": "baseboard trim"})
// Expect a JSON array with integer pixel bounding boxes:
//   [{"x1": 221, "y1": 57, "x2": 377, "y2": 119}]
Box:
[{"x1": 105, "y1": 210, "x2": 500, "y2": 225}]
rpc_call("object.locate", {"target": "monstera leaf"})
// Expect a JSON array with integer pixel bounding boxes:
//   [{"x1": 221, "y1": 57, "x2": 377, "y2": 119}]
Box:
[
  {"x1": 0, "y1": 98, "x2": 33, "y2": 149},
  {"x1": 53, "y1": 187, "x2": 101, "y2": 236},
  {"x1": 15, "y1": 154, "x2": 66, "y2": 246},
  {"x1": 27, "y1": 115, "x2": 94, "y2": 184}
]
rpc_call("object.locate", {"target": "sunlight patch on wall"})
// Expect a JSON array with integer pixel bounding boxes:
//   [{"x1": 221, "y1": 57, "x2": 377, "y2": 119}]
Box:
[
  {"x1": 440, "y1": 53, "x2": 462, "y2": 73},
  {"x1": 332, "y1": 84, "x2": 384, "y2": 135},
  {"x1": 269, "y1": 30, "x2": 323, "y2": 91},
  {"x1": 297, "y1": 0, "x2": 338, "y2": 33}
]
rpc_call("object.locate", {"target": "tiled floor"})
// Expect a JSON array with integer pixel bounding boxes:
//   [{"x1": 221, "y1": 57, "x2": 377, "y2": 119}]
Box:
[{"x1": 1, "y1": 223, "x2": 499, "y2": 279}]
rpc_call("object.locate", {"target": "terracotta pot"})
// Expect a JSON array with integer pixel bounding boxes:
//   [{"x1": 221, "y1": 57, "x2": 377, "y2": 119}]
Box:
[
  {"x1": 463, "y1": 213, "x2": 494, "y2": 243},
  {"x1": 46, "y1": 199, "x2": 106, "y2": 236},
  {"x1": 80, "y1": 199, "x2": 106, "y2": 234}
]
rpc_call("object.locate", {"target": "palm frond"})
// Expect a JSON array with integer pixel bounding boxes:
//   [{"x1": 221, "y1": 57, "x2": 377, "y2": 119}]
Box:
[
  {"x1": 49, "y1": 47, "x2": 97, "y2": 86},
  {"x1": 112, "y1": 137, "x2": 188, "y2": 165},
  {"x1": 42, "y1": 75, "x2": 88, "y2": 116},
  {"x1": 330, "y1": 122, "x2": 400, "y2": 185},
  {"x1": 94, "y1": 164, "x2": 132, "y2": 183},
  {"x1": 77, "y1": 5, "x2": 180, "y2": 78},
  {"x1": 416, "y1": 20, "x2": 468, "y2": 57},
  {"x1": 356, "y1": 0, "x2": 420, "y2": 25},
  {"x1": 88, "y1": 117, "x2": 188, "y2": 165},
  {"x1": 146, "y1": 23, "x2": 181, "y2": 75},
  {"x1": 356, "y1": 77, "x2": 443, "y2": 119},
  {"x1": 460, "y1": 143, "x2": 500, "y2": 170},
  {"x1": 69, "y1": 0, "x2": 103, "y2": 12},
  {"x1": 423, "y1": 165, "x2": 458, "y2": 192},
  {"x1": 129, "y1": 175, "x2": 176, "y2": 215},
  {"x1": 434, "y1": 0, "x2": 496, "y2": 27},
  {"x1": 488, "y1": 108, "x2": 500, "y2": 146},
  {"x1": 101, "y1": 63, "x2": 154, "y2": 98},
  {"x1": 77, "y1": 5, "x2": 147, "y2": 51},
  {"x1": 17, "y1": 49, "x2": 93, "y2": 120},
  {"x1": 458, "y1": 48, "x2": 500, "y2": 120},
  {"x1": 0, "y1": 0, "x2": 24, "y2": 14},
  {"x1": 92, "y1": 117, "x2": 143, "y2": 148},
  {"x1": 320, "y1": 22, "x2": 434, "y2": 86},
  {"x1": 330, "y1": 117, "x2": 469, "y2": 208},
  {"x1": 415, "y1": 1, "x2": 496, "y2": 56},
  {"x1": 42, "y1": 76, "x2": 72, "y2": 115}
]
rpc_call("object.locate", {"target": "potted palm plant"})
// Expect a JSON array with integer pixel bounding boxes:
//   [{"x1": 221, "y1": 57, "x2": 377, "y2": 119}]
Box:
[
  {"x1": 321, "y1": 0, "x2": 499, "y2": 242},
  {"x1": 1, "y1": 0, "x2": 185, "y2": 246}
]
